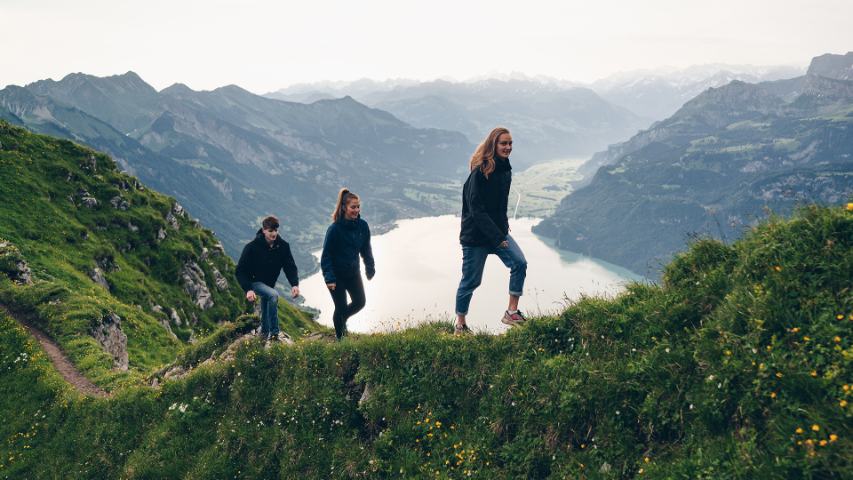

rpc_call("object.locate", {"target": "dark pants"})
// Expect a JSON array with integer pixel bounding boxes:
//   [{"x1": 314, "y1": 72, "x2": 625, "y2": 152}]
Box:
[{"x1": 328, "y1": 274, "x2": 366, "y2": 340}]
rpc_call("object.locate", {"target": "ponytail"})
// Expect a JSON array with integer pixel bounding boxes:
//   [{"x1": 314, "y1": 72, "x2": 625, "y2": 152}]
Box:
[{"x1": 332, "y1": 188, "x2": 360, "y2": 222}]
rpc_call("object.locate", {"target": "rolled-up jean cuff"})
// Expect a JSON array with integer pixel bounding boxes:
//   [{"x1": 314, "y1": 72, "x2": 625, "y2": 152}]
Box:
[
  {"x1": 509, "y1": 290, "x2": 523, "y2": 296},
  {"x1": 455, "y1": 311, "x2": 467, "y2": 316}
]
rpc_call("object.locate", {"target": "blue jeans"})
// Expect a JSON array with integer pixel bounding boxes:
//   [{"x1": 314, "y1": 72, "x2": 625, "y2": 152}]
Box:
[
  {"x1": 251, "y1": 282, "x2": 280, "y2": 336},
  {"x1": 455, "y1": 234, "x2": 527, "y2": 316}
]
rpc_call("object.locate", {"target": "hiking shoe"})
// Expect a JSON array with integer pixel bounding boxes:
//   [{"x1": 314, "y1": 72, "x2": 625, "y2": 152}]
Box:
[
  {"x1": 270, "y1": 332, "x2": 292, "y2": 344},
  {"x1": 501, "y1": 310, "x2": 527, "y2": 326},
  {"x1": 454, "y1": 323, "x2": 472, "y2": 335}
]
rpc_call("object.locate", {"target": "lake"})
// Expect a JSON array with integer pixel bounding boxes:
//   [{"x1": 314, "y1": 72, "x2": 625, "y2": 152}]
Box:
[{"x1": 298, "y1": 215, "x2": 642, "y2": 334}]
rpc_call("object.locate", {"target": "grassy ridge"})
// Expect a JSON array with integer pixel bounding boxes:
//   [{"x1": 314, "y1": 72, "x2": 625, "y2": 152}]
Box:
[
  {"x1": 0, "y1": 121, "x2": 318, "y2": 388},
  {"x1": 1, "y1": 205, "x2": 850, "y2": 478}
]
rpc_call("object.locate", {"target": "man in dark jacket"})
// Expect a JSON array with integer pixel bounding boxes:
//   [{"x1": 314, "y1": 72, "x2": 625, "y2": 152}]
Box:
[{"x1": 235, "y1": 215, "x2": 300, "y2": 341}]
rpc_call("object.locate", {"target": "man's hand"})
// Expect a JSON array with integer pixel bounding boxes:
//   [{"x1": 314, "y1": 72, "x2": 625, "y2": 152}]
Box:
[
  {"x1": 291, "y1": 286, "x2": 300, "y2": 298},
  {"x1": 499, "y1": 240, "x2": 509, "y2": 249},
  {"x1": 326, "y1": 283, "x2": 336, "y2": 291},
  {"x1": 246, "y1": 290, "x2": 257, "y2": 302}
]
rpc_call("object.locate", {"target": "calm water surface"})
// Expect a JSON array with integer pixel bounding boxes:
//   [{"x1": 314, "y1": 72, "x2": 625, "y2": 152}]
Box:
[{"x1": 299, "y1": 215, "x2": 641, "y2": 334}]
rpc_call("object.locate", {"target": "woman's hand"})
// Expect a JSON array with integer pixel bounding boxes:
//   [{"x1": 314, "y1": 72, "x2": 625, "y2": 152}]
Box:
[{"x1": 326, "y1": 283, "x2": 336, "y2": 291}]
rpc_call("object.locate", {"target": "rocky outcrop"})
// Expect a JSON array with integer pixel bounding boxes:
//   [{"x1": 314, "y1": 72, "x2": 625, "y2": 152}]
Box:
[
  {"x1": 95, "y1": 254, "x2": 118, "y2": 272},
  {"x1": 359, "y1": 383, "x2": 373, "y2": 406},
  {"x1": 90, "y1": 312, "x2": 128, "y2": 371},
  {"x1": 0, "y1": 240, "x2": 33, "y2": 285},
  {"x1": 90, "y1": 267, "x2": 110, "y2": 290},
  {"x1": 75, "y1": 189, "x2": 98, "y2": 208},
  {"x1": 109, "y1": 195, "x2": 129, "y2": 210},
  {"x1": 166, "y1": 212, "x2": 179, "y2": 230},
  {"x1": 169, "y1": 308, "x2": 184, "y2": 326},
  {"x1": 181, "y1": 262, "x2": 213, "y2": 310},
  {"x1": 211, "y1": 266, "x2": 229, "y2": 290},
  {"x1": 159, "y1": 318, "x2": 178, "y2": 340},
  {"x1": 172, "y1": 202, "x2": 186, "y2": 217}
]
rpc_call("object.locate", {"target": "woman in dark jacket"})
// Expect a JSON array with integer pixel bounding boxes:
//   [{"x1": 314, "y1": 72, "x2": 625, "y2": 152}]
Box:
[
  {"x1": 455, "y1": 127, "x2": 528, "y2": 334},
  {"x1": 321, "y1": 188, "x2": 375, "y2": 340}
]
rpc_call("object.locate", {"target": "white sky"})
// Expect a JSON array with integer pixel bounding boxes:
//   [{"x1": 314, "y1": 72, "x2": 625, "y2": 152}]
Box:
[{"x1": 2, "y1": 0, "x2": 851, "y2": 93}]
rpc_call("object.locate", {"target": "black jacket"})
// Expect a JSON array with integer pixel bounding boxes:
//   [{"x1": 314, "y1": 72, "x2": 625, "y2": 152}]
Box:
[
  {"x1": 459, "y1": 157, "x2": 512, "y2": 247},
  {"x1": 235, "y1": 229, "x2": 299, "y2": 292},
  {"x1": 321, "y1": 217, "x2": 375, "y2": 284}
]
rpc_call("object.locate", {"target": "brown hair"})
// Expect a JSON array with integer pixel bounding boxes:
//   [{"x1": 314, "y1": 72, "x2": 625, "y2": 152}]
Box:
[
  {"x1": 469, "y1": 127, "x2": 510, "y2": 179},
  {"x1": 331, "y1": 188, "x2": 360, "y2": 222},
  {"x1": 261, "y1": 215, "x2": 279, "y2": 230},
  {"x1": 262, "y1": 215, "x2": 279, "y2": 230}
]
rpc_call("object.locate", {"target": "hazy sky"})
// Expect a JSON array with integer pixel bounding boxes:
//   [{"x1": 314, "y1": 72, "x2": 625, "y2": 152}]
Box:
[{"x1": 2, "y1": 0, "x2": 851, "y2": 93}]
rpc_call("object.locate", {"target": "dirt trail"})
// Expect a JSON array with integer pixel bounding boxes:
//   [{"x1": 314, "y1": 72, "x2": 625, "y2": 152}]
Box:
[{"x1": 2, "y1": 304, "x2": 109, "y2": 398}]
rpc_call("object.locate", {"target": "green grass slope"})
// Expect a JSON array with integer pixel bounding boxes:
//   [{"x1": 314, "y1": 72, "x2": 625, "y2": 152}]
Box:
[
  {"x1": 0, "y1": 121, "x2": 316, "y2": 389},
  {"x1": 1, "y1": 204, "x2": 849, "y2": 478}
]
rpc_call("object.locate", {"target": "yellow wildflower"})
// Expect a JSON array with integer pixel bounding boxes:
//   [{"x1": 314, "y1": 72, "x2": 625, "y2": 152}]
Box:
[
  {"x1": 776, "y1": 372, "x2": 783, "y2": 378},
  {"x1": 841, "y1": 400, "x2": 848, "y2": 408},
  {"x1": 803, "y1": 336, "x2": 811, "y2": 342},
  {"x1": 770, "y1": 392, "x2": 777, "y2": 399},
  {"x1": 833, "y1": 336, "x2": 841, "y2": 343},
  {"x1": 819, "y1": 440, "x2": 828, "y2": 447},
  {"x1": 838, "y1": 314, "x2": 845, "y2": 320},
  {"x1": 811, "y1": 371, "x2": 818, "y2": 377},
  {"x1": 644, "y1": 457, "x2": 650, "y2": 463},
  {"x1": 796, "y1": 427, "x2": 804, "y2": 434},
  {"x1": 812, "y1": 424, "x2": 820, "y2": 432},
  {"x1": 773, "y1": 266, "x2": 782, "y2": 272},
  {"x1": 843, "y1": 384, "x2": 850, "y2": 392},
  {"x1": 829, "y1": 434, "x2": 838, "y2": 442},
  {"x1": 848, "y1": 203, "x2": 853, "y2": 211},
  {"x1": 790, "y1": 327, "x2": 800, "y2": 333},
  {"x1": 805, "y1": 439, "x2": 814, "y2": 445}
]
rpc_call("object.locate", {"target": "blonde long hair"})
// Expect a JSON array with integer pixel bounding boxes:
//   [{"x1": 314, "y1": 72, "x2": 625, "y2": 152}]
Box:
[
  {"x1": 469, "y1": 127, "x2": 510, "y2": 179},
  {"x1": 331, "y1": 188, "x2": 360, "y2": 222}
]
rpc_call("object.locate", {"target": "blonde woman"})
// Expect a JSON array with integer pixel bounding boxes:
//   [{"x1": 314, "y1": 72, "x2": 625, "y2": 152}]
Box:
[{"x1": 454, "y1": 127, "x2": 528, "y2": 334}]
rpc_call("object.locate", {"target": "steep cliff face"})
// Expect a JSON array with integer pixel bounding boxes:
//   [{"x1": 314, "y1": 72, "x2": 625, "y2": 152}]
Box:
[{"x1": 807, "y1": 51, "x2": 853, "y2": 81}]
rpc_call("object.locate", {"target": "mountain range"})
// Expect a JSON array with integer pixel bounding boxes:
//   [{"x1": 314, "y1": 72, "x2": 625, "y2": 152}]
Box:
[
  {"x1": 268, "y1": 78, "x2": 647, "y2": 167},
  {"x1": 591, "y1": 64, "x2": 804, "y2": 121},
  {"x1": 535, "y1": 53, "x2": 853, "y2": 277},
  {"x1": 1, "y1": 73, "x2": 472, "y2": 271}
]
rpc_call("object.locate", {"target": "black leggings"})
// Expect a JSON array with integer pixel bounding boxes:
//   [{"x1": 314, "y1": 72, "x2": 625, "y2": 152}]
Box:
[{"x1": 328, "y1": 274, "x2": 366, "y2": 340}]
